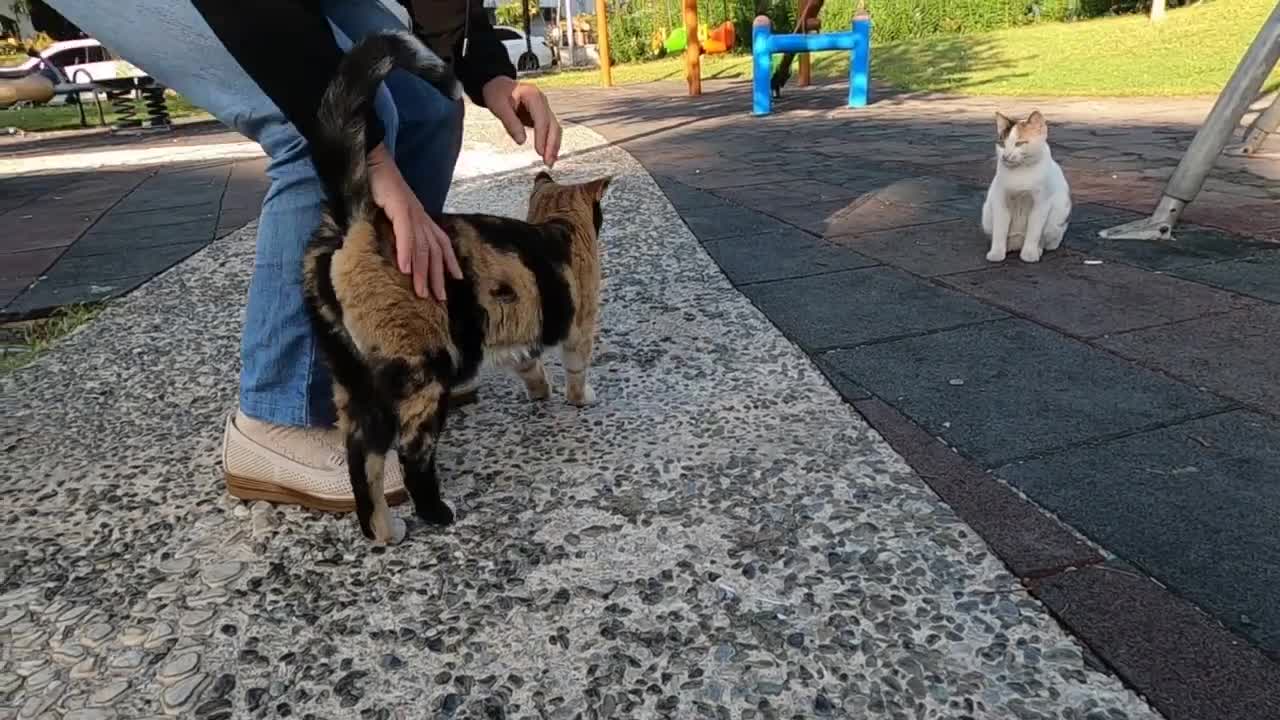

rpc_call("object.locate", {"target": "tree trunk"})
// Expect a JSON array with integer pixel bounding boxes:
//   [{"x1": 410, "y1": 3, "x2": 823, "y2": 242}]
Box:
[{"x1": 1150, "y1": 0, "x2": 1167, "y2": 23}]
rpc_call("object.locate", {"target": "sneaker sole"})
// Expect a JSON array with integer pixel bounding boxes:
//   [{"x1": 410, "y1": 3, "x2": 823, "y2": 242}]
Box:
[{"x1": 225, "y1": 473, "x2": 408, "y2": 513}]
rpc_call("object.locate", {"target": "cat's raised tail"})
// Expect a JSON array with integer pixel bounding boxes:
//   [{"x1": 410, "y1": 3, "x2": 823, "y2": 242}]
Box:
[{"x1": 311, "y1": 30, "x2": 462, "y2": 228}]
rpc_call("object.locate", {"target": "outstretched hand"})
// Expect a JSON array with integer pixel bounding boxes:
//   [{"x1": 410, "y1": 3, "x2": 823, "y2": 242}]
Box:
[
  {"x1": 367, "y1": 143, "x2": 461, "y2": 302},
  {"x1": 482, "y1": 76, "x2": 562, "y2": 167}
]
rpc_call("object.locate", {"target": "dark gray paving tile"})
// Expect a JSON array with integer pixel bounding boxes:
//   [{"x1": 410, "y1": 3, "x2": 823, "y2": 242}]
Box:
[
  {"x1": 0, "y1": 248, "x2": 63, "y2": 283},
  {"x1": 832, "y1": 218, "x2": 993, "y2": 277},
  {"x1": 1031, "y1": 560, "x2": 1280, "y2": 720},
  {"x1": 854, "y1": 397, "x2": 1102, "y2": 578},
  {"x1": 741, "y1": 266, "x2": 1005, "y2": 352},
  {"x1": 43, "y1": 241, "x2": 208, "y2": 287},
  {"x1": 1100, "y1": 304, "x2": 1280, "y2": 415},
  {"x1": 90, "y1": 203, "x2": 220, "y2": 234},
  {"x1": 5, "y1": 275, "x2": 149, "y2": 316},
  {"x1": 943, "y1": 253, "x2": 1259, "y2": 338},
  {"x1": 706, "y1": 230, "x2": 877, "y2": 285},
  {"x1": 1067, "y1": 221, "x2": 1273, "y2": 271},
  {"x1": 678, "y1": 206, "x2": 793, "y2": 242},
  {"x1": 654, "y1": 177, "x2": 733, "y2": 212},
  {"x1": 67, "y1": 218, "x2": 218, "y2": 257},
  {"x1": 1006, "y1": 411, "x2": 1280, "y2": 659},
  {"x1": 822, "y1": 197, "x2": 971, "y2": 238},
  {"x1": 711, "y1": 179, "x2": 862, "y2": 211},
  {"x1": 1173, "y1": 251, "x2": 1280, "y2": 304},
  {"x1": 814, "y1": 353, "x2": 872, "y2": 402},
  {"x1": 824, "y1": 319, "x2": 1229, "y2": 466}
]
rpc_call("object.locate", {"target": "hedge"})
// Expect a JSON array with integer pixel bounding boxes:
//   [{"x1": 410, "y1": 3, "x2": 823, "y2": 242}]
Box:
[{"x1": 603, "y1": 0, "x2": 1194, "y2": 63}]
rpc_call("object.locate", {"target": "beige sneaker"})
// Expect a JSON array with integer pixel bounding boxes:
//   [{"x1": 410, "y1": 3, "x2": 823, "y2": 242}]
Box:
[{"x1": 222, "y1": 411, "x2": 407, "y2": 512}]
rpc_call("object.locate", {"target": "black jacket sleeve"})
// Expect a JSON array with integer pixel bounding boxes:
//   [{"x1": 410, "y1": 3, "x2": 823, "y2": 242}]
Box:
[
  {"x1": 453, "y1": 2, "x2": 517, "y2": 107},
  {"x1": 191, "y1": 0, "x2": 385, "y2": 153}
]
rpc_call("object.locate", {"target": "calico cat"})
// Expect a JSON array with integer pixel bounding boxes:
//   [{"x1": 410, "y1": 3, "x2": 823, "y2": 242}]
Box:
[
  {"x1": 981, "y1": 111, "x2": 1072, "y2": 264},
  {"x1": 301, "y1": 30, "x2": 612, "y2": 545}
]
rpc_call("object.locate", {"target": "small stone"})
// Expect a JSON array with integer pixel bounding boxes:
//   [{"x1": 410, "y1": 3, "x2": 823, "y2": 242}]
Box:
[
  {"x1": 441, "y1": 694, "x2": 464, "y2": 713},
  {"x1": 15, "y1": 657, "x2": 49, "y2": 677},
  {"x1": 180, "y1": 610, "x2": 215, "y2": 631},
  {"x1": 786, "y1": 632, "x2": 805, "y2": 649},
  {"x1": 65, "y1": 710, "x2": 117, "y2": 720},
  {"x1": 162, "y1": 673, "x2": 208, "y2": 713},
  {"x1": 91, "y1": 681, "x2": 130, "y2": 706},
  {"x1": 56, "y1": 605, "x2": 91, "y2": 625},
  {"x1": 119, "y1": 626, "x2": 149, "y2": 647},
  {"x1": 158, "y1": 653, "x2": 201, "y2": 685},
  {"x1": 202, "y1": 562, "x2": 244, "y2": 587},
  {"x1": 24, "y1": 665, "x2": 57, "y2": 691},
  {"x1": 380, "y1": 654, "x2": 405, "y2": 671},
  {"x1": 157, "y1": 557, "x2": 195, "y2": 574},
  {"x1": 268, "y1": 681, "x2": 287, "y2": 698},
  {"x1": 245, "y1": 688, "x2": 267, "y2": 711},
  {"x1": 144, "y1": 622, "x2": 177, "y2": 649},
  {"x1": 18, "y1": 681, "x2": 65, "y2": 719},
  {"x1": 70, "y1": 658, "x2": 97, "y2": 681},
  {"x1": 209, "y1": 673, "x2": 235, "y2": 699},
  {"x1": 949, "y1": 378, "x2": 965, "y2": 386},
  {"x1": 0, "y1": 607, "x2": 26, "y2": 628},
  {"x1": 108, "y1": 651, "x2": 144, "y2": 673},
  {"x1": 756, "y1": 681, "x2": 784, "y2": 696},
  {"x1": 814, "y1": 694, "x2": 834, "y2": 714},
  {"x1": 0, "y1": 672, "x2": 23, "y2": 694},
  {"x1": 82, "y1": 623, "x2": 114, "y2": 648},
  {"x1": 53, "y1": 643, "x2": 87, "y2": 665},
  {"x1": 194, "y1": 698, "x2": 232, "y2": 718},
  {"x1": 148, "y1": 582, "x2": 182, "y2": 600}
]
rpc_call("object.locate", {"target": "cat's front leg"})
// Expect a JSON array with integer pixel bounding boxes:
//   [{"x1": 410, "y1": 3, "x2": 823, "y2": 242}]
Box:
[
  {"x1": 562, "y1": 331, "x2": 596, "y2": 407},
  {"x1": 1020, "y1": 199, "x2": 1050, "y2": 263},
  {"x1": 986, "y1": 195, "x2": 1010, "y2": 262}
]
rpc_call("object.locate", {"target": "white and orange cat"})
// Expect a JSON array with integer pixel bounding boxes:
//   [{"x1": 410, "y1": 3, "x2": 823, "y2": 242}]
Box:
[{"x1": 981, "y1": 110, "x2": 1072, "y2": 263}]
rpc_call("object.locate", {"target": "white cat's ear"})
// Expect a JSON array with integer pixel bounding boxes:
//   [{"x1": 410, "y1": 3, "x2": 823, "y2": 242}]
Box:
[
  {"x1": 1026, "y1": 110, "x2": 1048, "y2": 137},
  {"x1": 995, "y1": 112, "x2": 1014, "y2": 139}
]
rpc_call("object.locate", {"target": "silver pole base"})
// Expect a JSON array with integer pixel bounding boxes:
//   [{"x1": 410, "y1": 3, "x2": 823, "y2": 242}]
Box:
[{"x1": 1098, "y1": 196, "x2": 1186, "y2": 241}]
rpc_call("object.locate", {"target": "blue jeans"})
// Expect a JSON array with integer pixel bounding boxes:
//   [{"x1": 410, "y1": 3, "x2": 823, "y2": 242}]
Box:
[{"x1": 47, "y1": 0, "x2": 464, "y2": 428}]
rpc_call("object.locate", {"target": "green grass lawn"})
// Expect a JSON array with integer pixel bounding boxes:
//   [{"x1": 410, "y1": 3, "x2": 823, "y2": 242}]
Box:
[
  {"x1": 535, "y1": 0, "x2": 1280, "y2": 96},
  {"x1": 1, "y1": 93, "x2": 210, "y2": 132}
]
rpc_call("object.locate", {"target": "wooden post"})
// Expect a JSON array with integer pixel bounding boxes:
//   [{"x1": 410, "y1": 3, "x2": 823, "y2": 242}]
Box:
[
  {"x1": 683, "y1": 0, "x2": 701, "y2": 95},
  {"x1": 797, "y1": 0, "x2": 810, "y2": 87},
  {"x1": 596, "y1": 0, "x2": 612, "y2": 86}
]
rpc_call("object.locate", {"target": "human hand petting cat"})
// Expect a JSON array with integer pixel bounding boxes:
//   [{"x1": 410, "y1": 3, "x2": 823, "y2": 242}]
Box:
[
  {"x1": 482, "y1": 76, "x2": 562, "y2": 168},
  {"x1": 367, "y1": 143, "x2": 462, "y2": 302}
]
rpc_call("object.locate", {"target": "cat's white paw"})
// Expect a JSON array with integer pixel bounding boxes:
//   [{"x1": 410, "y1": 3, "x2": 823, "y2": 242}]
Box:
[
  {"x1": 567, "y1": 384, "x2": 596, "y2": 407},
  {"x1": 1019, "y1": 245, "x2": 1043, "y2": 263},
  {"x1": 388, "y1": 516, "x2": 407, "y2": 545},
  {"x1": 986, "y1": 248, "x2": 1006, "y2": 263}
]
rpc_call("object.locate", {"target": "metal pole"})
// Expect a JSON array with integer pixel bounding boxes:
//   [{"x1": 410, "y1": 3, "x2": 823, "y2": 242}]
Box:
[
  {"x1": 1224, "y1": 90, "x2": 1280, "y2": 156},
  {"x1": 1100, "y1": 1, "x2": 1280, "y2": 241},
  {"x1": 595, "y1": 0, "x2": 612, "y2": 86}
]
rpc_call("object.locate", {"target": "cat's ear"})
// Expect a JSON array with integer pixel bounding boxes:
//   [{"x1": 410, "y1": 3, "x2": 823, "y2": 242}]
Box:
[
  {"x1": 584, "y1": 175, "x2": 612, "y2": 200},
  {"x1": 535, "y1": 170, "x2": 555, "y2": 186},
  {"x1": 995, "y1": 112, "x2": 1014, "y2": 139},
  {"x1": 1025, "y1": 110, "x2": 1048, "y2": 139}
]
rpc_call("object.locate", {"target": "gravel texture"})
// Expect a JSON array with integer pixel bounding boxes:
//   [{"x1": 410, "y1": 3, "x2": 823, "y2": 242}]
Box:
[{"x1": 0, "y1": 113, "x2": 1162, "y2": 719}]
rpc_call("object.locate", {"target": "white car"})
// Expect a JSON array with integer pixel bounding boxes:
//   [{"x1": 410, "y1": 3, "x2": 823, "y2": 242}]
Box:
[
  {"x1": 494, "y1": 25, "x2": 556, "y2": 72},
  {"x1": 0, "y1": 38, "x2": 137, "y2": 84}
]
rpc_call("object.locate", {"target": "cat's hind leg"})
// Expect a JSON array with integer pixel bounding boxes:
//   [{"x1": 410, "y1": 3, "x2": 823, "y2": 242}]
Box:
[
  {"x1": 515, "y1": 357, "x2": 551, "y2": 401},
  {"x1": 563, "y1": 328, "x2": 596, "y2": 407},
  {"x1": 342, "y1": 399, "x2": 405, "y2": 545},
  {"x1": 396, "y1": 381, "x2": 454, "y2": 527},
  {"x1": 1042, "y1": 196, "x2": 1071, "y2": 251}
]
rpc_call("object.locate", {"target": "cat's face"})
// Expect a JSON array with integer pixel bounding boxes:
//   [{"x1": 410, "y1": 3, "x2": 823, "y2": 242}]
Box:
[
  {"x1": 995, "y1": 111, "x2": 1049, "y2": 169},
  {"x1": 527, "y1": 171, "x2": 612, "y2": 239}
]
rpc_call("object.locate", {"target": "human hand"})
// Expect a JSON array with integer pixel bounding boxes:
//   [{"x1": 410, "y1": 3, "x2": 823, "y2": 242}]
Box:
[
  {"x1": 366, "y1": 143, "x2": 461, "y2": 301},
  {"x1": 482, "y1": 76, "x2": 562, "y2": 167}
]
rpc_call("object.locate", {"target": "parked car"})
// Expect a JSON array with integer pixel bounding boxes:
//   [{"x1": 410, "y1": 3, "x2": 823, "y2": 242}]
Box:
[
  {"x1": 0, "y1": 38, "x2": 136, "y2": 84},
  {"x1": 494, "y1": 25, "x2": 555, "y2": 72}
]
